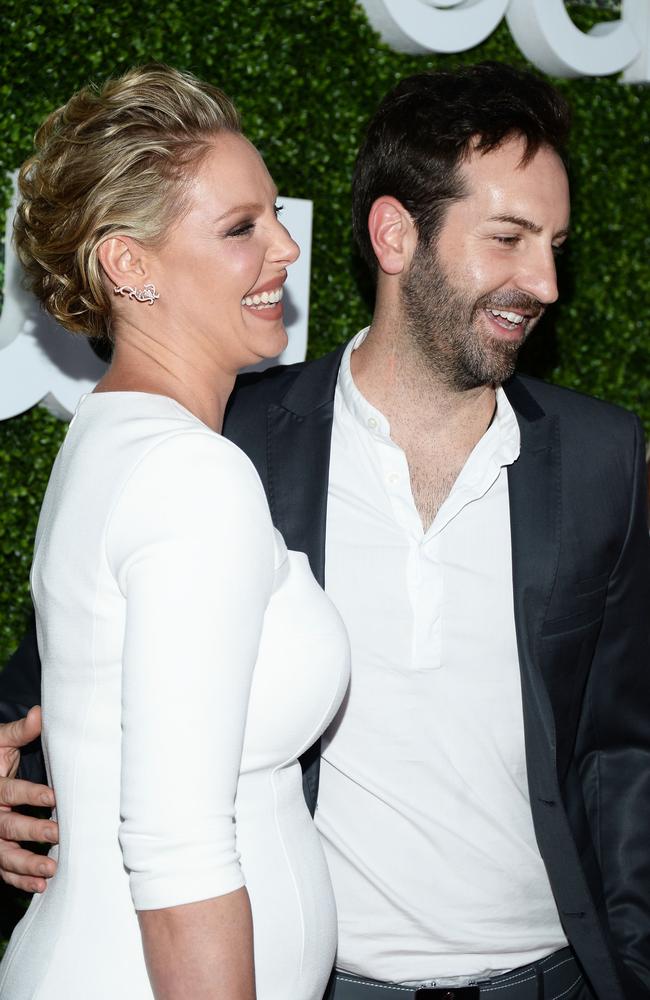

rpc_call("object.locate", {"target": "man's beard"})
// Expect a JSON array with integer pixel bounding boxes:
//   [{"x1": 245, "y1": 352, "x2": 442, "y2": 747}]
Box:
[{"x1": 401, "y1": 244, "x2": 543, "y2": 391}]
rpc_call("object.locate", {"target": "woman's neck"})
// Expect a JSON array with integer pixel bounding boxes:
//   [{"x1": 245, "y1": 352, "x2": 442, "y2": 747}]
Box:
[{"x1": 94, "y1": 330, "x2": 235, "y2": 433}]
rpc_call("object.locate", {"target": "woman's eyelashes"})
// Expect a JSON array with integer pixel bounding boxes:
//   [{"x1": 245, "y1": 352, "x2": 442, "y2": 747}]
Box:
[
  {"x1": 226, "y1": 204, "x2": 283, "y2": 238},
  {"x1": 226, "y1": 220, "x2": 255, "y2": 238}
]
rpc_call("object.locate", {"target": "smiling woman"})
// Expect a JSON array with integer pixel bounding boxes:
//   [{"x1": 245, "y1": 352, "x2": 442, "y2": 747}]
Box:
[
  {"x1": 94, "y1": 127, "x2": 299, "y2": 420},
  {"x1": 0, "y1": 64, "x2": 349, "y2": 1000},
  {"x1": 14, "y1": 66, "x2": 240, "y2": 341}
]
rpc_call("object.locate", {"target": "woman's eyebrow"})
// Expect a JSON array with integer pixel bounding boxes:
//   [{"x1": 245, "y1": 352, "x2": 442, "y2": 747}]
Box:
[{"x1": 214, "y1": 202, "x2": 264, "y2": 223}]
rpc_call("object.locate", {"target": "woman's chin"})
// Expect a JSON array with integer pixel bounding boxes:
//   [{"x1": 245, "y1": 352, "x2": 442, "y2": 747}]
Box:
[
  {"x1": 257, "y1": 324, "x2": 289, "y2": 361},
  {"x1": 235, "y1": 326, "x2": 288, "y2": 372}
]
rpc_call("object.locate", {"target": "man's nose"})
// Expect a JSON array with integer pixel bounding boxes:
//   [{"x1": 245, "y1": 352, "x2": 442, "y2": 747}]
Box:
[{"x1": 516, "y1": 245, "x2": 559, "y2": 305}]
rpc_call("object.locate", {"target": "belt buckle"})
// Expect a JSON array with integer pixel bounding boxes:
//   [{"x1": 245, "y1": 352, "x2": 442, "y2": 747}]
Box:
[{"x1": 415, "y1": 989, "x2": 480, "y2": 999}]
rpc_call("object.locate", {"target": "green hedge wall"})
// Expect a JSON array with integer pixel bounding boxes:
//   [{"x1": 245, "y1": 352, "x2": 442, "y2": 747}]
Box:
[{"x1": 0, "y1": 0, "x2": 648, "y2": 670}]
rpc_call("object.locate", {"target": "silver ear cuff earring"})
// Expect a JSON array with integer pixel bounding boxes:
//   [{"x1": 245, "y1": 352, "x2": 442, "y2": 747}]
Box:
[{"x1": 113, "y1": 282, "x2": 160, "y2": 305}]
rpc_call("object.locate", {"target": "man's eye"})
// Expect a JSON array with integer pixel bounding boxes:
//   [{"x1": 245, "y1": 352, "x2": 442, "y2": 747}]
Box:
[
  {"x1": 274, "y1": 203, "x2": 284, "y2": 218},
  {"x1": 494, "y1": 235, "x2": 520, "y2": 246},
  {"x1": 227, "y1": 222, "x2": 254, "y2": 238},
  {"x1": 552, "y1": 244, "x2": 566, "y2": 257}
]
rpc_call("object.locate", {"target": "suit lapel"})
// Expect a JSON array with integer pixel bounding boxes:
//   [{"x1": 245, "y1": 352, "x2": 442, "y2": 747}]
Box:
[
  {"x1": 505, "y1": 377, "x2": 562, "y2": 752},
  {"x1": 266, "y1": 346, "x2": 345, "y2": 587}
]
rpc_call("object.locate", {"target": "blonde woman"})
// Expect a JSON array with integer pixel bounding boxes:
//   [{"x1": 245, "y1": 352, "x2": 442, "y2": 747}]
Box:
[{"x1": 0, "y1": 65, "x2": 349, "y2": 1000}]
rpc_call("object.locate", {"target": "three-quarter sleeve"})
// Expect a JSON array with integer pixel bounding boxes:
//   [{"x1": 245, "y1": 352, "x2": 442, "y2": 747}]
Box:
[{"x1": 105, "y1": 430, "x2": 276, "y2": 911}]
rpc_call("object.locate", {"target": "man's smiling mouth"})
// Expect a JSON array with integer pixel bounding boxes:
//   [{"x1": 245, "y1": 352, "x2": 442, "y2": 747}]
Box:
[{"x1": 487, "y1": 308, "x2": 527, "y2": 330}]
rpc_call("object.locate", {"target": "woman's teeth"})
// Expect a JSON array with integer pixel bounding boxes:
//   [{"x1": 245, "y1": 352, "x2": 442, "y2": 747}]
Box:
[{"x1": 242, "y1": 287, "x2": 284, "y2": 308}]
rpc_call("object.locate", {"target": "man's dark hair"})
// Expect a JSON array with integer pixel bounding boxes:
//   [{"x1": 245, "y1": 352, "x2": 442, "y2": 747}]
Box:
[{"x1": 351, "y1": 61, "x2": 571, "y2": 272}]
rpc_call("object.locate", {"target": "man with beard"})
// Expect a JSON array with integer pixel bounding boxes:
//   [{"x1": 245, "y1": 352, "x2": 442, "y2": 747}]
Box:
[{"x1": 0, "y1": 63, "x2": 648, "y2": 1000}]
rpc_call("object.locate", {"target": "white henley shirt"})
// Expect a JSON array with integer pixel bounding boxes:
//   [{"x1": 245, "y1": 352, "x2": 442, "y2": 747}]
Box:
[{"x1": 316, "y1": 329, "x2": 567, "y2": 985}]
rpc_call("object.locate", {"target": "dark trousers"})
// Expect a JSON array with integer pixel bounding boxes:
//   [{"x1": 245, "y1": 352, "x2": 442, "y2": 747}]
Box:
[{"x1": 322, "y1": 947, "x2": 595, "y2": 1000}]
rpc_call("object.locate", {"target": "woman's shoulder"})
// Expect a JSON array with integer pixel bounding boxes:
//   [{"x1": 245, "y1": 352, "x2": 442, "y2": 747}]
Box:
[
  {"x1": 101, "y1": 395, "x2": 278, "y2": 573},
  {"x1": 62, "y1": 393, "x2": 273, "y2": 553},
  {"x1": 73, "y1": 391, "x2": 264, "y2": 493}
]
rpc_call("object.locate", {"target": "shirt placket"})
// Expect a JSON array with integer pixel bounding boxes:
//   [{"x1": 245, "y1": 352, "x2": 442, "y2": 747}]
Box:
[{"x1": 372, "y1": 435, "x2": 444, "y2": 672}]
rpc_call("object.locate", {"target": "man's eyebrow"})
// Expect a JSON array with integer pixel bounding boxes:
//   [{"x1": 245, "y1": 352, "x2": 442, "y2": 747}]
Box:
[{"x1": 489, "y1": 214, "x2": 570, "y2": 239}]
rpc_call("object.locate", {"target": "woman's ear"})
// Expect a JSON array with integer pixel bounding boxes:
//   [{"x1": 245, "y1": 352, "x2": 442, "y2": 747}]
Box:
[
  {"x1": 97, "y1": 236, "x2": 148, "y2": 290},
  {"x1": 367, "y1": 197, "x2": 417, "y2": 276}
]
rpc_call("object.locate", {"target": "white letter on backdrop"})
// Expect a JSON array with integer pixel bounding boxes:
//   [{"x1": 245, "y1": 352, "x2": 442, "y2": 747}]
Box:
[
  {"x1": 620, "y1": 0, "x2": 650, "y2": 83},
  {"x1": 357, "y1": 0, "x2": 509, "y2": 55},
  {"x1": 506, "y1": 0, "x2": 644, "y2": 81}
]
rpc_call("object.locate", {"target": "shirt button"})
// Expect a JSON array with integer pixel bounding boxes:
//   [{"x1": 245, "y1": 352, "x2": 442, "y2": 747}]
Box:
[
  {"x1": 367, "y1": 417, "x2": 378, "y2": 429},
  {"x1": 388, "y1": 472, "x2": 399, "y2": 484}
]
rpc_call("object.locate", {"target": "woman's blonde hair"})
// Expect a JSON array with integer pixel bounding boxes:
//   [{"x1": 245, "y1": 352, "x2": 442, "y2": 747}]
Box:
[{"x1": 14, "y1": 64, "x2": 241, "y2": 339}]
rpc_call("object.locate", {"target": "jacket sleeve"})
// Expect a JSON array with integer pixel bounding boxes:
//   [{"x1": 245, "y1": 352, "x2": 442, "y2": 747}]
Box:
[
  {"x1": 577, "y1": 415, "x2": 650, "y2": 996},
  {"x1": 0, "y1": 614, "x2": 47, "y2": 783}
]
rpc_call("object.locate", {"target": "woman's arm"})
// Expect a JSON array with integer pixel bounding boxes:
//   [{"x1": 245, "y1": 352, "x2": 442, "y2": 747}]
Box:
[
  {"x1": 139, "y1": 889, "x2": 255, "y2": 1000},
  {"x1": 107, "y1": 431, "x2": 277, "y2": 999}
]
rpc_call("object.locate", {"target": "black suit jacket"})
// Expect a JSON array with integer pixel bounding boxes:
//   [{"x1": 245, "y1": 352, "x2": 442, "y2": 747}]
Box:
[
  {"x1": 222, "y1": 348, "x2": 650, "y2": 999},
  {"x1": 2, "y1": 348, "x2": 649, "y2": 998}
]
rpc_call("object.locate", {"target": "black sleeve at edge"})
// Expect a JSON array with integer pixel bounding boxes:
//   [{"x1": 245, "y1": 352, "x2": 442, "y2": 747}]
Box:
[{"x1": 0, "y1": 612, "x2": 46, "y2": 783}]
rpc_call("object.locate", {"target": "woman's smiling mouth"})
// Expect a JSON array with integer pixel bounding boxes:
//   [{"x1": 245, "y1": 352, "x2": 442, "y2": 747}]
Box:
[
  {"x1": 242, "y1": 286, "x2": 284, "y2": 308},
  {"x1": 241, "y1": 277, "x2": 286, "y2": 320}
]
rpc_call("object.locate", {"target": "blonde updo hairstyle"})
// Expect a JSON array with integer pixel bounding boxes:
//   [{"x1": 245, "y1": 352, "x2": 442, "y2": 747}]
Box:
[{"x1": 14, "y1": 64, "x2": 241, "y2": 339}]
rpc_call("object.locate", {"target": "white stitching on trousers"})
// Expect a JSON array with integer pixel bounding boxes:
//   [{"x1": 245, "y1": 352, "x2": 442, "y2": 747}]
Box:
[
  {"x1": 481, "y1": 972, "x2": 537, "y2": 991},
  {"x1": 548, "y1": 974, "x2": 583, "y2": 1000},
  {"x1": 335, "y1": 978, "x2": 412, "y2": 992},
  {"x1": 478, "y1": 956, "x2": 574, "y2": 989}
]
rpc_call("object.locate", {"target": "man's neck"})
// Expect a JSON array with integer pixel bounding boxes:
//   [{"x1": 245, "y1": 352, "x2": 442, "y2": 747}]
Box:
[
  {"x1": 350, "y1": 320, "x2": 498, "y2": 531},
  {"x1": 350, "y1": 319, "x2": 497, "y2": 443}
]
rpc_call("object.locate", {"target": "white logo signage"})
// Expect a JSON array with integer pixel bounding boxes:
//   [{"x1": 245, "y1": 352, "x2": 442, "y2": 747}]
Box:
[
  {"x1": 0, "y1": 172, "x2": 313, "y2": 421},
  {"x1": 358, "y1": 0, "x2": 649, "y2": 82},
  {"x1": 357, "y1": 0, "x2": 509, "y2": 54}
]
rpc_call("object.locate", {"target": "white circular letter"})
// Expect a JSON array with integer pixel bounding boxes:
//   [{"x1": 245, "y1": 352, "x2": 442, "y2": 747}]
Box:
[
  {"x1": 358, "y1": 0, "x2": 509, "y2": 55},
  {"x1": 506, "y1": 0, "x2": 640, "y2": 79}
]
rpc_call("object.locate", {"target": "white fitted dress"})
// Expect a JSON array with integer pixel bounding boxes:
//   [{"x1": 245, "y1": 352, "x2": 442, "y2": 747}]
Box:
[{"x1": 0, "y1": 393, "x2": 349, "y2": 1000}]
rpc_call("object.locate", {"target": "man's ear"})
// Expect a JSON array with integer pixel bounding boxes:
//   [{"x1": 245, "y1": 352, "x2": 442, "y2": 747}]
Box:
[
  {"x1": 367, "y1": 197, "x2": 417, "y2": 276},
  {"x1": 97, "y1": 236, "x2": 148, "y2": 290}
]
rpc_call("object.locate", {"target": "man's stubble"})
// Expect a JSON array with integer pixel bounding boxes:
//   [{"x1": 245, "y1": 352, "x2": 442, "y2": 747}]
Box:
[{"x1": 400, "y1": 242, "x2": 542, "y2": 391}]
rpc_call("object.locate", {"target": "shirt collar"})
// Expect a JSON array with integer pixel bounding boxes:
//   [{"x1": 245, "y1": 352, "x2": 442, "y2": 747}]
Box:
[
  {"x1": 489, "y1": 386, "x2": 521, "y2": 468},
  {"x1": 337, "y1": 329, "x2": 521, "y2": 469},
  {"x1": 337, "y1": 327, "x2": 390, "y2": 436}
]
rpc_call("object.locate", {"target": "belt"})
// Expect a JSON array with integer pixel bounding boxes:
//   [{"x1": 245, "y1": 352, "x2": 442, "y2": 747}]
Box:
[{"x1": 327, "y1": 947, "x2": 583, "y2": 1000}]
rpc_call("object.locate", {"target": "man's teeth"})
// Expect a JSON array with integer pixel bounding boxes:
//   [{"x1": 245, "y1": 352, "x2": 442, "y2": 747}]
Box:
[
  {"x1": 489, "y1": 308, "x2": 525, "y2": 325},
  {"x1": 242, "y1": 287, "x2": 284, "y2": 307}
]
